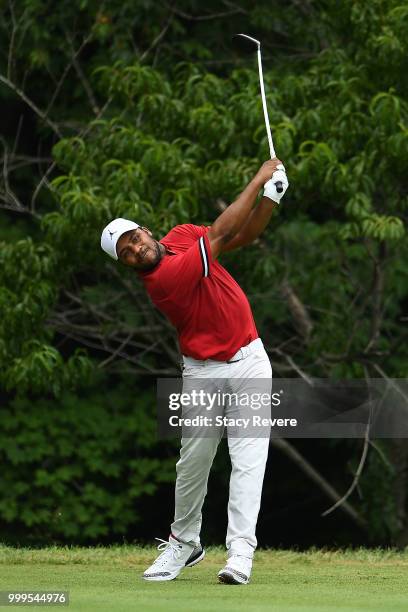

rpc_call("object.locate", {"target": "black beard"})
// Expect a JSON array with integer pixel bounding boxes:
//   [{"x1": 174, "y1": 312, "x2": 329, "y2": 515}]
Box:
[{"x1": 137, "y1": 240, "x2": 163, "y2": 271}]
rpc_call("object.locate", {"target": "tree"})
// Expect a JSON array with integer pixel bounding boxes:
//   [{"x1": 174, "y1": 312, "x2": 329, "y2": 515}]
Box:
[{"x1": 0, "y1": 0, "x2": 407, "y2": 544}]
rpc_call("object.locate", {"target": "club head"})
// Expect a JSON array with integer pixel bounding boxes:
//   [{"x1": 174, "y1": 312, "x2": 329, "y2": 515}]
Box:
[{"x1": 232, "y1": 33, "x2": 260, "y2": 54}]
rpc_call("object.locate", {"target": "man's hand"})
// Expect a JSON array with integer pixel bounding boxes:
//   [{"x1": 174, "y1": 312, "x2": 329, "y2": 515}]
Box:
[
  {"x1": 207, "y1": 157, "x2": 287, "y2": 260},
  {"x1": 255, "y1": 158, "x2": 284, "y2": 185},
  {"x1": 259, "y1": 158, "x2": 289, "y2": 204}
]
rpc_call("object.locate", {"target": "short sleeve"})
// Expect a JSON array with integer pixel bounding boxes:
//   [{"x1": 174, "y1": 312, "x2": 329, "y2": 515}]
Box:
[{"x1": 158, "y1": 231, "x2": 212, "y2": 299}]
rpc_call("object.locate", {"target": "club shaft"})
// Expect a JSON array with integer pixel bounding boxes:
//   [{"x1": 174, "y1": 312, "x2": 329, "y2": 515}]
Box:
[{"x1": 257, "y1": 48, "x2": 275, "y2": 159}]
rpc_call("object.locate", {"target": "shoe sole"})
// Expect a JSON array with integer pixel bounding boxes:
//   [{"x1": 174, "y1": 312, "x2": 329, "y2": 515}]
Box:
[
  {"x1": 185, "y1": 549, "x2": 205, "y2": 567},
  {"x1": 143, "y1": 550, "x2": 205, "y2": 581},
  {"x1": 142, "y1": 571, "x2": 179, "y2": 582},
  {"x1": 218, "y1": 570, "x2": 249, "y2": 585}
]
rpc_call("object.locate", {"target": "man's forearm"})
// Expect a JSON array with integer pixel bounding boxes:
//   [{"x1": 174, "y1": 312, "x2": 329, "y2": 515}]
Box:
[
  {"x1": 209, "y1": 175, "x2": 263, "y2": 243},
  {"x1": 220, "y1": 196, "x2": 278, "y2": 253},
  {"x1": 236, "y1": 196, "x2": 278, "y2": 243},
  {"x1": 206, "y1": 159, "x2": 283, "y2": 258}
]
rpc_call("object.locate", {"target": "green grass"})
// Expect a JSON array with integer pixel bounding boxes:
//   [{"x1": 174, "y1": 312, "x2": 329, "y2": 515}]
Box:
[{"x1": 1, "y1": 545, "x2": 408, "y2": 611}]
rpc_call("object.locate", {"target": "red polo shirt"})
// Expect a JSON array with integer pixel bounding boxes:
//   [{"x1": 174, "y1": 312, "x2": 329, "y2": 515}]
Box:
[{"x1": 138, "y1": 224, "x2": 258, "y2": 361}]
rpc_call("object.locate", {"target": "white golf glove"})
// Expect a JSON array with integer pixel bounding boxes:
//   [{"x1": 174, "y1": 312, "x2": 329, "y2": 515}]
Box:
[{"x1": 263, "y1": 164, "x2": 289, "y2": 204}]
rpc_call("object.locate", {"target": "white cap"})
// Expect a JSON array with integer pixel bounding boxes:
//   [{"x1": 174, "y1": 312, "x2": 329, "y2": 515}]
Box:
[{"x1": 101, "y1": 218, "x2": 140, "y2": 260}]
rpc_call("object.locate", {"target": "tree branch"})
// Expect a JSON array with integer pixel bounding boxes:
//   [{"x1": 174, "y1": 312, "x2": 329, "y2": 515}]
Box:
[
  {"x1": 140, "y1": 9, "x2": 175, "y2": 62},
  {"x1": 271, "y1": 438, "x2": 366, "y2": 528},
  {"x1": 365, "y1": 242, "x2": 386, "y2": 353},
  {"x1": 7, "y1": 0, "x2": 17, "y2": 80},
  {"x1": 163, "y1": 2, "x2": 244, "y2": 21},
  {"x1": 0, "y1": 74, "x2": 62, "y2": 138},
  {"x1": 45, "y1": 31, "x2": 93, "y2": 119},
  {"x1": 321, "y1": 366, "x2": 372, "y2": 518},
  {"x1": 281, "y1": 280, "x2": 314, "y2": 342},
  {"x1": 65, "y1": 32, "x2": 100, "y2": 115}
]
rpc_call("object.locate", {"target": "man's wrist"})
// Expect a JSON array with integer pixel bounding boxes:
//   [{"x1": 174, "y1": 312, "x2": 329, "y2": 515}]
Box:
[
  {"x1": 260, "y1": 195, "x2": 278, "y2": 207},
  {"x1": 252, "y1": 173, "x2": 265, "y2": 190}
]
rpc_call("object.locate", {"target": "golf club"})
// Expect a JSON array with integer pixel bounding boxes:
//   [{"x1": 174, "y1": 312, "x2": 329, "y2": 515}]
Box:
[{"x1": 232, "y1": 33, "x2": 283, "y2": 194}]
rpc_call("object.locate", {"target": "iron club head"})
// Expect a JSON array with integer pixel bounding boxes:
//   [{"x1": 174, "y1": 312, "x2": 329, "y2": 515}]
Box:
[{"x1": 232, "y1": 33, "x2": 260, "y2": 54}]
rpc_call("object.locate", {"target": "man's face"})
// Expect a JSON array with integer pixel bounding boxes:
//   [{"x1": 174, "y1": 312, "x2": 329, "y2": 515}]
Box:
[{"x1": 116, "y1": 228, "x2": 164, "y2": 270}]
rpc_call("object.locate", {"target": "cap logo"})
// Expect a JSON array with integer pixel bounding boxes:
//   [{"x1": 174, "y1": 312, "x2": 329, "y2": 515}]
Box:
[{"x1": 108, "y1": 230, "x2": 117, "y2": 240}]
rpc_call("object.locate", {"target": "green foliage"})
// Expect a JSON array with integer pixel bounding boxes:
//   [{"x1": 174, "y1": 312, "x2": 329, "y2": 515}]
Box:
[
  {"x1": 0, "y1": 381, "x2": 173, "y2": 542},
  {"x1": 0, "y1": 0, "x2": 407, "y2": 545}
]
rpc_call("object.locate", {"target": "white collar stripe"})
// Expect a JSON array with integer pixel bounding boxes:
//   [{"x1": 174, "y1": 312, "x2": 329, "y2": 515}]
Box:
[{"x1": 199, "y1": 236, "x2": 209, "y2": 277}]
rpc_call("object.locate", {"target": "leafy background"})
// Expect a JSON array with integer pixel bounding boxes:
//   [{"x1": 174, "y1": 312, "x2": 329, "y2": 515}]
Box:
[{"x1": 0, "y1": 0, "x2": 407, "y2": 547}]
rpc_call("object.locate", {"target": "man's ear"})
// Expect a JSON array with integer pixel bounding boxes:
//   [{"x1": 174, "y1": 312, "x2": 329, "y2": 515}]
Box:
[{"x1": 141, "y1": 226, "x2": 152, "y2": 237}]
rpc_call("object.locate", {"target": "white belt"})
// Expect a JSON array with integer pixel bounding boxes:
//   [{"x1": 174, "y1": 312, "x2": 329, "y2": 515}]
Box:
[
  {"x1": 227, "y1": 337, "x2": 264, "y2": 362},
  {"x1": 183, "y1": 338, "x2": 264, "y2": 367}
]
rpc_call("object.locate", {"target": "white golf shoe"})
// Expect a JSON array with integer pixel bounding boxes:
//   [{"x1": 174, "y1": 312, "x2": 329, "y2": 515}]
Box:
[
  {"x1": 142, "y1": 535, "x2": 204, "y2": 581},
  {"x1": 218, "y1": 554, "x2": 253, "y2": 585}
]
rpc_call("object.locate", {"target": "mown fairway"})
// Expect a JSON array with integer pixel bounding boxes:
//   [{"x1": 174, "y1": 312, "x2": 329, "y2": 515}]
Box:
[{"x1": 1, "y1": 546, "x2": 407, "y2": 612}]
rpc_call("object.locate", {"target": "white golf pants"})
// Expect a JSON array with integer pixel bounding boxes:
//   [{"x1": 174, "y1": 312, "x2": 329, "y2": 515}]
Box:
[{"x1": 170, "y1": 338, "x2": 272, "y2": 559}]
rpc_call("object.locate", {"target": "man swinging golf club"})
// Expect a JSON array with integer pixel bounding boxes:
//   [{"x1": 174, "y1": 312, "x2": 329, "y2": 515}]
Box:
[
  {"x1": 101, "y1": 32, "x2": 288, "y2": 584},
  {"x1": 101, "y1": 159, "x2": 288, "y2": 584}
]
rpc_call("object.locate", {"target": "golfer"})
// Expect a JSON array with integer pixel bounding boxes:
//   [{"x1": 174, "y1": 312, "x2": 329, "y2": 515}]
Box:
[{"x1": 101, "y1": 158, "x2": 288, "y2": 584}]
